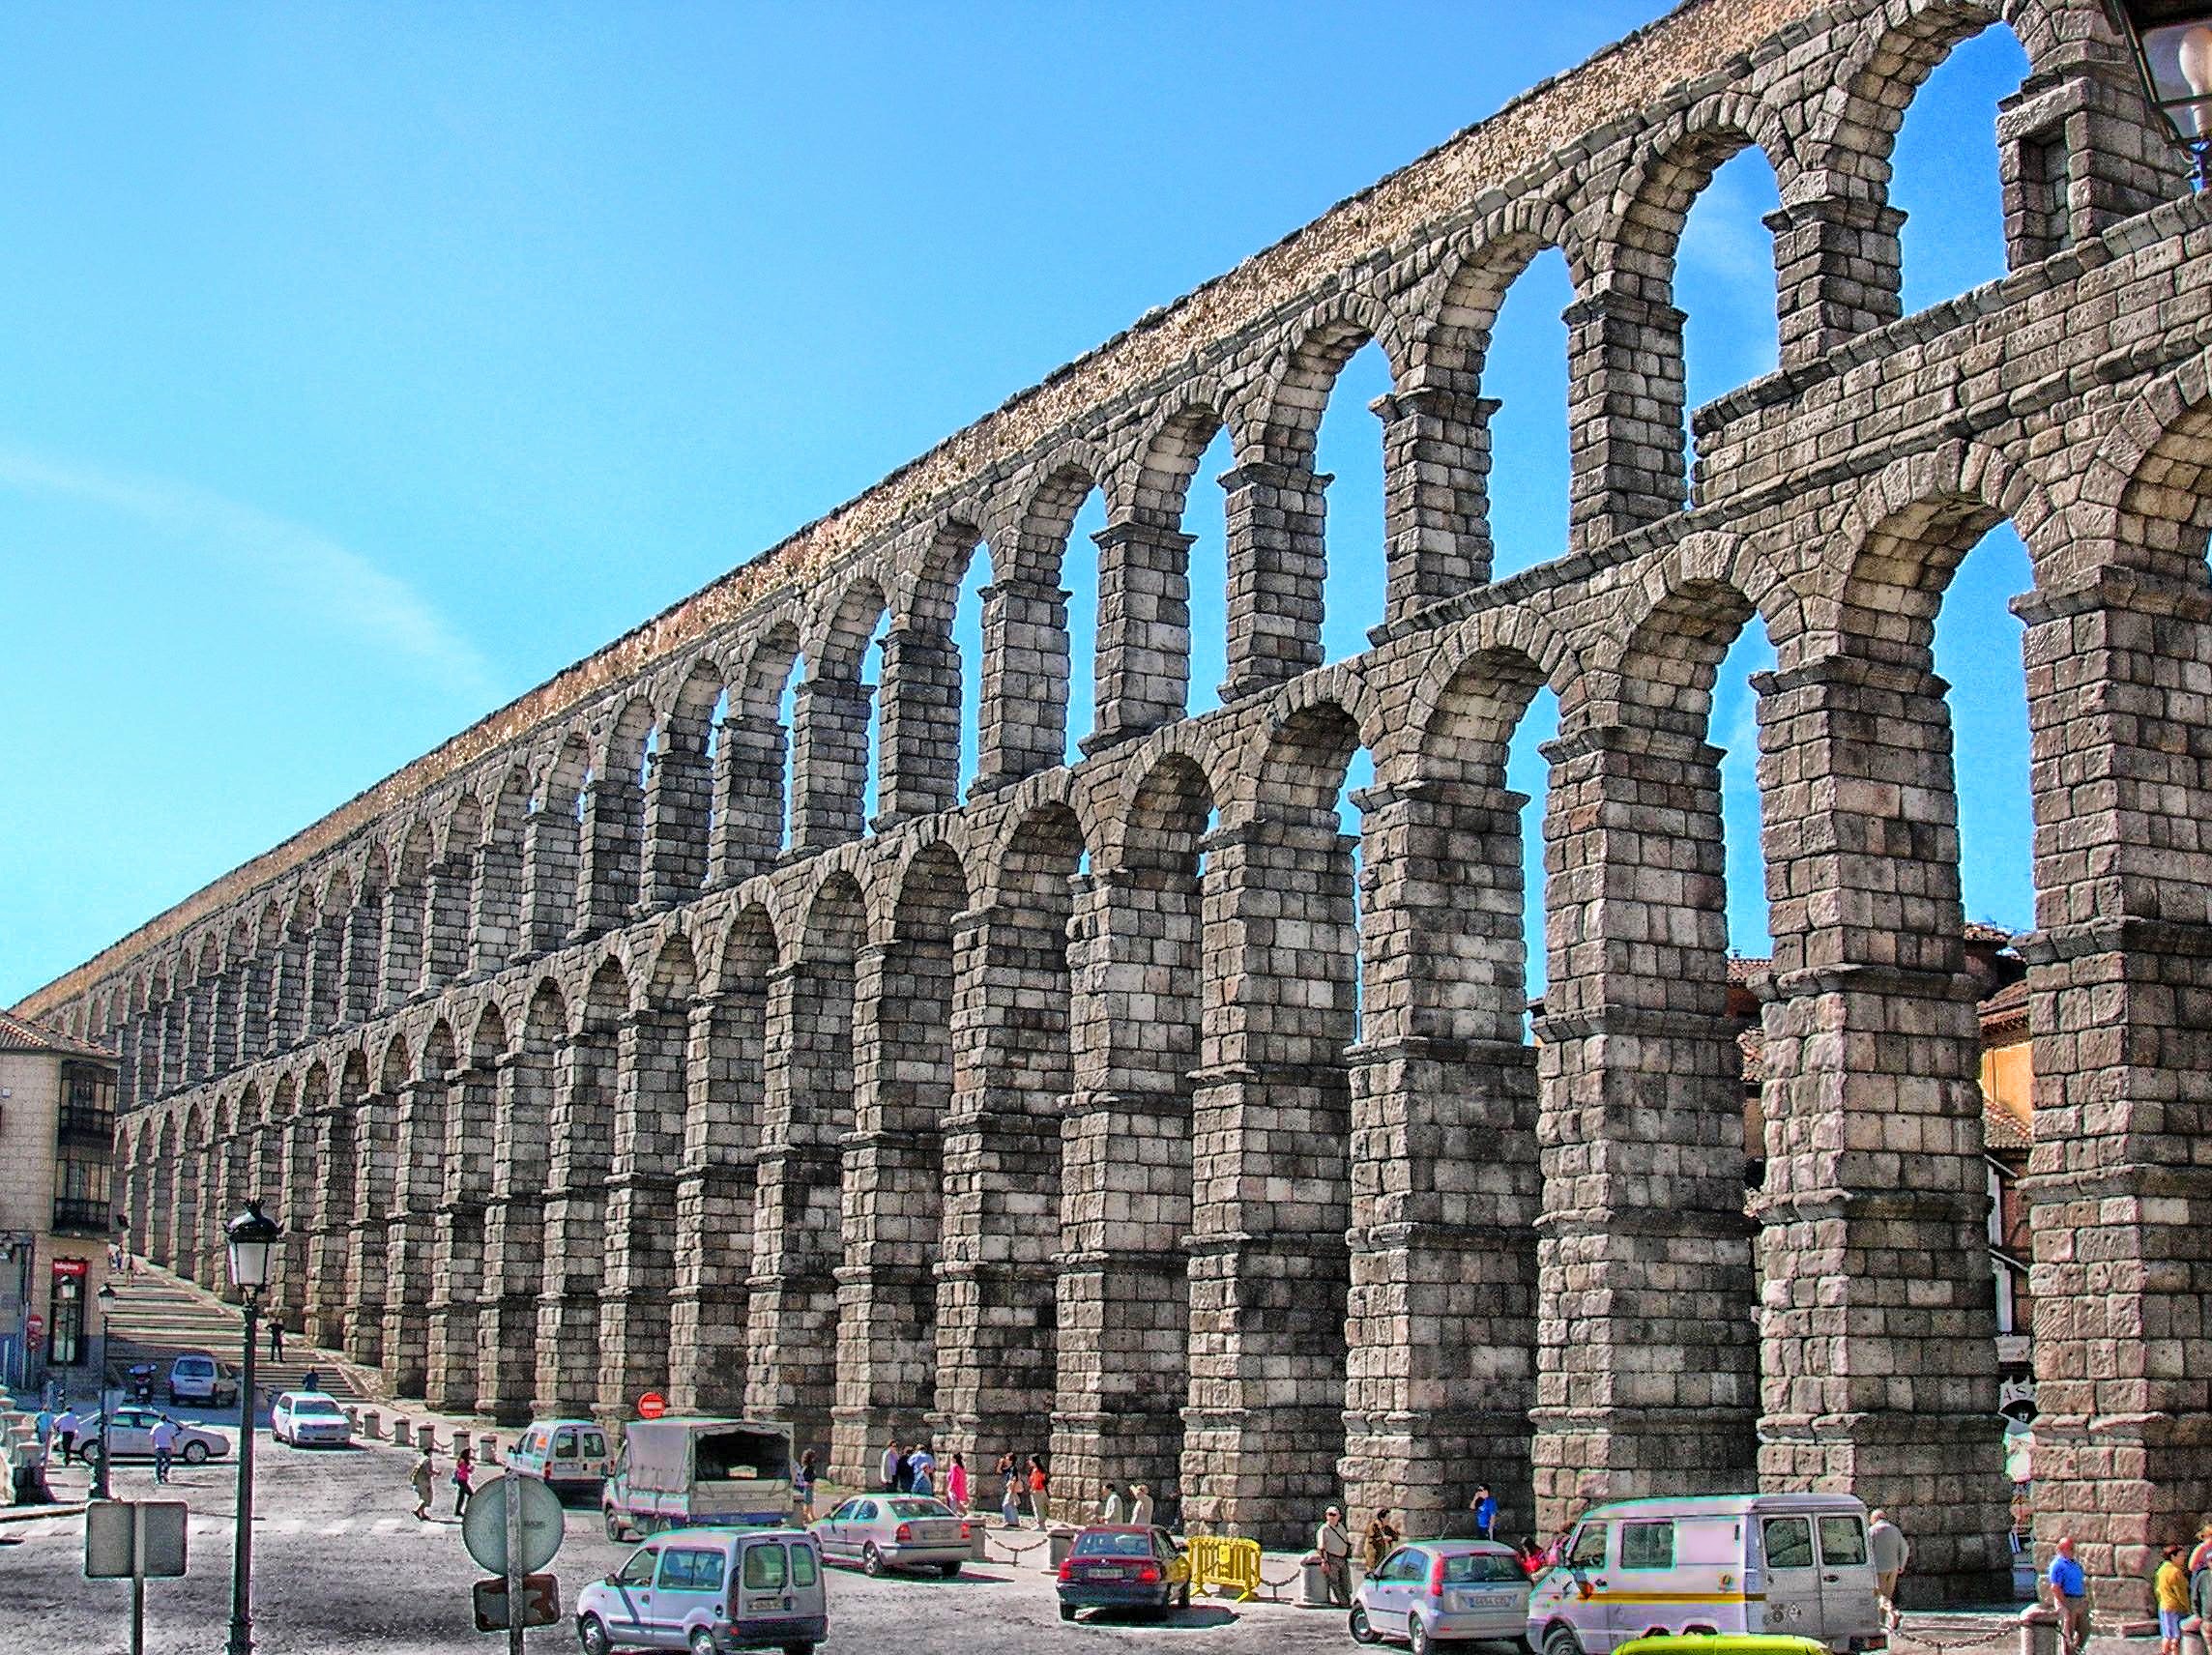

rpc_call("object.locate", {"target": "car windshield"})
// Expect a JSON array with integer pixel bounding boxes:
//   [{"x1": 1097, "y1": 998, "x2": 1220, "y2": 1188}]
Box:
[
  {"x1": 885, "y1": 1499, "x2": 951, "y2": 1519},
  {"x1": 1443, "y1": 1553, "x2": 1527, "y2": 1583},
  {"x1": 1073, "y1": 1532, "x2": 1152, "y2": 1557},
  {"x1": 290, "y1": 1398, "x2": 344, "y2": 1416}
]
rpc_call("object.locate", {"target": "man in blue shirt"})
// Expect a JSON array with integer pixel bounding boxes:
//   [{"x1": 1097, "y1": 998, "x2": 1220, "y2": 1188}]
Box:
[
  {"x1": 2049, "y1": 1535, "x2": 2090, "y2": 1655},
  {"x1": 1470, "y1": 1484, "x2": 1498, "y2": 1539}
]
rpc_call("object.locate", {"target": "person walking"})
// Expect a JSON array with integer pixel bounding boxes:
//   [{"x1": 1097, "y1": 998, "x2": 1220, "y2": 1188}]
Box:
[
  {"x1": 1026, "y1": 1455, "x2": 1050, "y2": 1528},
  {"x1": 879, "y1": 1437, "x2": 901, "y2": 1493},
  {"x1": 1130, "y1": 1484, "x2": 1154, "y2": 1527},
  {"x1": 268, "y1": 1320, "x2": 284, "y2": 1362},
  {"x1": 795, "y1": 1450, "x2": 819, "y2": 1524},
  {"x1": 999, "y1": 1455, "x2": 1021, "y2": 1527},
  {"x1": 1869, "y1": 1509, "x2": 1909, "y2": 1633},
  {"x1": 1470, "y1": 1483, "x2": 1498, "y2": 1539},
  {"x1": 2049, "y1": 1535, "x2": 2091, "y2": 1655},
  {"x1": 1099, "y1": 1482, "x2": 1126, "y2": 1524},
  {"x1": 453, "y1": 1446, "x2": 475, "y2": 1518},
  {"x1": 2157, "y1": 1542, "x2": 2189, "y2": 1655},
  {"x1": 53, "y1": 1403, "x2": 79, "y2": 1466},
  {"x1": 1363, "y1": 1507, "x2": 1403, "y2": 1575},
  {"x1": 411, "y1": 1444, "x2": 437, "y2": 1522},
  {"x1": 150, "y1": 1415, "x2": 178, "y2": 1485},
  {"x1": 946, "y1": 1452, "x2": 969, "y2": 1515},
  {"x1": 908, "y1": 1442, "x2": 937, "y2": 1496},
  {"x1": 1316, "y1": 1506, "x2": 1353, "y2": 1608}
]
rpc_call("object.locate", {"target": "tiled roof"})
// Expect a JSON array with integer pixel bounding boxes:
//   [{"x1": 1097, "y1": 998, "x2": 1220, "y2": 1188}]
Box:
[
  {"x1": 1964, "y1": 921, "x2": 2020, "y2": 946},
  {"x1": 0, "y1": 1009, "x2": 114, "y2": 1060}
]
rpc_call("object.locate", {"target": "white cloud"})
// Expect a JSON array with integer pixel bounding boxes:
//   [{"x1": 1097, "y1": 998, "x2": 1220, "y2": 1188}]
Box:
[{"x1": 0, "y1": 445, "x2": 492, "y2": 699}]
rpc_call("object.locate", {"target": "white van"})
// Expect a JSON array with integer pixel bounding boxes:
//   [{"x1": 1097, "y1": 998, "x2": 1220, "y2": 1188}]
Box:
[
  {"x1": 508, "y1": 1418, "x2": 613, "y2": 1499},
  {"x1": 576, "y1": 1525, "x2": 826, "y2": 1654},
  {"x1": 1528, "y1": 1494, "x2": 1885, "y2": 1655}
]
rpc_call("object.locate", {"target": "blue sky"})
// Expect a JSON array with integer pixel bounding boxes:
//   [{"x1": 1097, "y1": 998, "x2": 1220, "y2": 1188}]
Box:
[{"x1": 0, "y1": 4, "x2": 2037, "y2": 1003}]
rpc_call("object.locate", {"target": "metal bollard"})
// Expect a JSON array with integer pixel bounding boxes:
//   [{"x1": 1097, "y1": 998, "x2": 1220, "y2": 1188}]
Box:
[{"x1": 2019, "y1": 1604, "x2": 2060, "y2": 1655}]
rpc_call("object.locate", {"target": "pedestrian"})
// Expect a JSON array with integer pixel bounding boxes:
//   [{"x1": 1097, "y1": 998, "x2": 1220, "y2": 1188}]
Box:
[
  {"x1": 1869, "y1": 1508, "x2": 1909, "y2": 1633},
  {"x1": 1470, "y1": 1483, "x2": 1498, "y2": 1539},
  {"x1": 1000, "y1": 1456, "x2": 1021, "y2": 1527},
  {"x1": 908, "y1": 1441, "x2": 937, "y2": 1496},
  {"x1": 1026, "y1": 1455, "x2": 1050, "y2": 1528},
  {"x1": 2192, "y1": 1530, "x2": 2212, "y2": 1645},
  {"x1": 2189, "y1": 1519, "x2": 2212, "y2": 1576},
  {"x1": 2049, "y1": 1534, "x2": 2091, "y2": 1655},
  {"x1": 1363, "y1": 1506, "x2": 1402, "y2": 1575},
  {"x1": 2158, "y1": 1542, "x2": 2189, "y2": 1655},
  {"x1": 879, "y1": 1437, "x2": 902, "y2": 1493},
  {"x1": 268, "y1": 1320, "x2": 284, "y2": 1361},
  {"x1": 54, "y1": 1403, "x2": 80, "y2": 1466},
  {"x1": 150, "y1": 1415, "x2": 178, "y2": 1485},
  {"x1": 1099, "y1": 1481, "x2": 1125, "y2": 1524},
  {"x1": 946, "y1": 1452, "x2": 969, "y2": 1515},
  {"x1": 1130, "y1": 1483, "x2": 1154, "y2": 1527},
  {"x1": 411, "y1": 1444, "x2": 436, "y2": 1521},
  {"x1": 796, "y1": 1450, "x2": 819, "y2": 1524},
  {"x1": 453, "y1": 1446, "x2": 475, "y2": 1518},
  {"x1": 1316, "y1": 1506, "x2": 1353, "y2": 1608}
]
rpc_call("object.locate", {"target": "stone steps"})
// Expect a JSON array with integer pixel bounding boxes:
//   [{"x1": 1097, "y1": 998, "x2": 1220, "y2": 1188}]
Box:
[{"x1": 95, "y1": 1264, "x2": 377, "y2": 1407}]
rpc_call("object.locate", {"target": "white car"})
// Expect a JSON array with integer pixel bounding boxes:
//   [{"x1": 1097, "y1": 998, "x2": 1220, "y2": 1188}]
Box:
[
  {"x1": 164, "y1": 1352, "x2": 238, "y2": 1407},
  {"x1": 270, "y1": 1391, "x2": 353, "y2": 1447},
  {"x1": 79, "y1": 1407, "x2": 230, "y2": 1466}
]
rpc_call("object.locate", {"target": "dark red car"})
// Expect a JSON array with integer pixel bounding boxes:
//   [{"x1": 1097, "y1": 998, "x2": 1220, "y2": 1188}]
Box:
[{"x1": 1056, "y1": 1525, "x2": 1193, "y2": 1621}]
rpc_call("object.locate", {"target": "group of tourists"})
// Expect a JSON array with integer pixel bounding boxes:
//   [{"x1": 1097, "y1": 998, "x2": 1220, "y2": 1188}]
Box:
[{"x1": 870, "y1": 1439, "x2": 1162, "y2": 1533}]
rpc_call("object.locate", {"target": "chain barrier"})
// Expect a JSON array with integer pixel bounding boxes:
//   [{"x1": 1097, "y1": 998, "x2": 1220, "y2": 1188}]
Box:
[{"x1": 986, "y1": 1526, "x2": 1054, "y2": 1558}]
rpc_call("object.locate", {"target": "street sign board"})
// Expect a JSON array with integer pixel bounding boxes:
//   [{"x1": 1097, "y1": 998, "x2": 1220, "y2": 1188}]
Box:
[
  {"x1": 473, "y1": 1573, "x2": 561, "y2": 1632},
  {"x1": 637, "y1": 1391, "x2": 666, "y2": 1419},
  {"x1": 461, "y1": 1473, "x2": 564, "y2": 1576},
  {"x1": 85, "y1": 1499, "x2": 188, "y2": 1579}
]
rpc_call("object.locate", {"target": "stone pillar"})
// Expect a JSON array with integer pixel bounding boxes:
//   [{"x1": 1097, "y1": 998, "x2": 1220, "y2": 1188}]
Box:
[
  {"x1": 422, "y1": 857, "x2": 472, "y2": 993},
  {"x1": 341, "y1": 903, "x2": 380, "y2": 1024},
  {"x1": 477, "y1": 1041, "x2": 552, "y2": 1425},
  {"x1": 1053, "y1": 867, "x2": 1196, "y2": 1515},
  {"x1": 427, "y1": 1056, "x2": 497, "y2": 1415},
  {"x1": 535, "y1": 1026, "x2": 617, "y2": 1419},
  {"x1": 519, "y1": 807, "x2": 581, "y2": 956},
  {"x1": 669, "y1": 993, "x2": 759, "y2": 1415},
  {"x1": 1088, "y1": 521, "x2": 1195, "y2": 750},
  {"x1": 380, "y1": 884, "x2": 424, "y2": 1010},
  {"x1": 1531, "y1": 726, "x2": 1758, "y2": 1531},
  {"x1": 831, "y1": 939, "x2": 947, "y2": 1486},
  {"x1": 933, "y1": 902, "x2": 1063, "y2": 1476},
  {"x1": 874, "y1": 627, "x2": 961, "y2": 825},
  {"x1": 167, "y1": 1142, "x2": 203, "y2": 1283},
  {"x1": 790, "y1": 678, "x2": 874, "y2": 853},
  {"x1": 1564, "y1": 288, "x2": 1686, "y2": 552},
  {"x1": 1997, "y1": 65, "x2": 2186, "y2": 273},
  {"x1": 745, "y1": 961, "x2": 848, "y2": 1460},
  {"x1": 346, "y1": 1086, "x2": 397, "y2": 1366},
  {"x1": 576, "y1": 775, "x2": 645, "y2": 938},
  {"x1": 1220, "y1": 460, "x2": 1327, "y2": 702},
  {"x1": 182, "y1": 976, "x2": 211, "y2": 1084},
  {"x1": 596, "y1": 1007, "x2": 685, "y2": 1418},
  {"x1": 1343, "y1": 778, "x2": 1539, "y2": 1537},
  {"x1": 306, "y1": 1097, "x2": 358, "y2": 1350},
  {"x1": 306, "y1": 917, "x2": 345, "y2": 1034},
  {"x1": 1752, "y1": 653, "x2": 2009, "y2": 1603},
  {"x1": 1180, "y1": 817, "x2": 1353, "y2": 1545},
  {"x1": 1766, "y1": 193, "x2": 1905, "y2": 369},
  {"x1": 975, "y1": 575, "x2": 1069, "y2": 789},
  {"x1": 271, "y1": 1110, "x2": 316, "y2": 1335},
  {"x1": 471, "y1": 834, "x2": 525, "y2": 974},
  {"x1": 1378, "y1": 386, "x2": 1499, "y2": 624},
  {"x1": 711, "y1": 712, "x2": 788, "y2": 884},
  {"x1": 2016, "y1": 567, "x2": 2212, "y2": 1614},
  {"x1": 383, "y1": 1072, "x2": 449, "y2": 1399},
  {"x1": 643, "y1": 744, "x2": 713, "y2": 907}
]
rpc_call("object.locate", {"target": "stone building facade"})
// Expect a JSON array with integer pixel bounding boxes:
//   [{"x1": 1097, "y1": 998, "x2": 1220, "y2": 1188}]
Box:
[{"x1": 15, "y1": 0, "x2": 2212, "y2": 1611}]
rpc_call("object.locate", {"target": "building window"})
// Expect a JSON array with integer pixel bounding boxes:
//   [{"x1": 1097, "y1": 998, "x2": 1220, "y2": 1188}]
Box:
[
  {"x1": 48, "y1": 1261, "x2": 87, "y2": 1367},
  {"x1": 52, "y1": 1062, "x2": 115, "y2": 1236}
]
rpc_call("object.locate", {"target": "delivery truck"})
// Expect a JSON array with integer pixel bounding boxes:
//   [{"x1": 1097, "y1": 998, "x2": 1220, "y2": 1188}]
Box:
[{"x1": 601, "y1": 1417, "x2": 799, "y2": 1541}]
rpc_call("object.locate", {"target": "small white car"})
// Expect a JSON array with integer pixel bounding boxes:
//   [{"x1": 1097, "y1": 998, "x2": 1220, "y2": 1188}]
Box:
[
  {"x1": 80, "y1": 1407, "x2": 230, "y2": 1466},
  {"x1": 1354, "y1": 1539, "x2": 1530, "y2": 1653},
  {"x1": 164, "y1": 1352, "x2": 238, "y2": 1407},
  {"x1": 270, "y1": 1391, "x2": 353, "y2": 1447}
]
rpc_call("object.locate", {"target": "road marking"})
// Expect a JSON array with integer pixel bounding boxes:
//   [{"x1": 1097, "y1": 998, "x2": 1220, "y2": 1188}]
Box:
[{"x1": 318, "y1": 1519, "x2": 354, "y2": 1535}]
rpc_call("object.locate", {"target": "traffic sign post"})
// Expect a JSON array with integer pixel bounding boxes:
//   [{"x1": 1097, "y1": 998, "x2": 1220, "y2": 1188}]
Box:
[
  {"x1": 461, "y1": 1472, "x2": 564, "y2": 1651},
  {"x1": 636, "y1": 1392, "x2": 666, "y2": 1420},
  {"x1": 85, "y1": 1498, "x2": 188, "y2": 1655},
  {"x1": 472, "y1": 1573, "x2": 562, "y2": 1633}
]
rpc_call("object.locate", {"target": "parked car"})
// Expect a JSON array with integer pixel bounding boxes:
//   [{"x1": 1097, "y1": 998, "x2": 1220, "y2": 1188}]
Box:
[
  {"x1": 509, "y1": 1418, "x2": 614, "y2": 1500},
  {"x1": 1615, "y1": 1637, "x2": 1833, "y2": 1655},
  {"x1": 270, "y1": 1391, "x2": 353, "y2": 1447},
  {"x1": 1353, "y1": 1538, "x2": 1530, "y2": 1652},
  {"x1": 1528, "y1": 1494, "x2": 1885, "y2": 1655},
  {"x1": 602, "y1": 1417, "x2": 797, "y2": 1542},
  {"x1": 164, "y1": 1352, "x2": 238, "y2": 1407},
  {"x1": 1056, "y1": 1524, "x2": 1192, "y2": 1621},
  {"x1": 79, "y1": 1407, "x2": 229, "y2": 1466},
  {"x1": 812, "y1": 1494, "x2": 970, "y2": 1577},
  {"x1": 575, "y1": 1524, "x2": 826, "y2": 1655}
]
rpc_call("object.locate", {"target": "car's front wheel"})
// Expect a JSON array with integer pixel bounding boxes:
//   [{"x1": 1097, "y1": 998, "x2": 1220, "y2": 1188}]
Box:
[
  {"x1": 182, "y1": 1441, "x2": 210, "y2": 1466},
  {"x1": 602, "y1": 1509, "x2": 627, "y2": 1543},
  {"x1": 688, "y1": 1629, "x2": 715, "y2": 1655},
  {"x1": 1059, "y1": 1604, "x2": 1076, "y2": 1622},
  {"x1": 1409, "y1": 1612, "x2": 1434, "y2": 1655},
  {"x1": 1545, "y1": 1624, "x2": 1584, "y2": 1655},
  {"x1": 1350, "y1": 1606, "x2": 1378, "y2": 1645},
  {"x1": 577, "y1": 1612, "x2": 613, "y2": 1655}
]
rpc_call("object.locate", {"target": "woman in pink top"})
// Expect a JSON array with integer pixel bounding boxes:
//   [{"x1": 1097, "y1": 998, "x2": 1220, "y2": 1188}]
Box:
[{"x1": 946, "y1": 1452, "x2": 970, "y2": 1513}]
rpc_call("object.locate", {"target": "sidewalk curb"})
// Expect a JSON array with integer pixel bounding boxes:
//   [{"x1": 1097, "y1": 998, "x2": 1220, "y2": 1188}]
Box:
[{"x1": 0, "y1": 1501, "x2": 86, "y2": 1524}]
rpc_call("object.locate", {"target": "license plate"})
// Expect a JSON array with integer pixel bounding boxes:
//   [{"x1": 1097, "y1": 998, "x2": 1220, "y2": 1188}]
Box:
[{"x1": 1091, "y1": 1567, "x2": 1127, "y2": 1580}]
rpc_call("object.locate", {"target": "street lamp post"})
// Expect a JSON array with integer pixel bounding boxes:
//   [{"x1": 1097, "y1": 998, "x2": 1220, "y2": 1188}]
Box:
[
  {"x1": 2104, "y1": 1, "x2": 2212, "y2": 184},
  {"x1": 223, "y1": 1201, "x2": 280, "y2": 1655},
  {"x1": 93, "y1": 1282, "x2": 116, "y2": 1502}
]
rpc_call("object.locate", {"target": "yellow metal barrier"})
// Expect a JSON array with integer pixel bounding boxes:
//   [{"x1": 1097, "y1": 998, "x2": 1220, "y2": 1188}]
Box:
[{"x1": 1187, "y1": 1534, "x2": 1264, "y2": 1602}]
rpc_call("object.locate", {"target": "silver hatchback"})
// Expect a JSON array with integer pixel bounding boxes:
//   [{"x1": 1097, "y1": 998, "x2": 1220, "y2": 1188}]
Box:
[
  {"x1": 811, "y1": 1495, "x2": 971, "y2": 1577},
  {"x1": 1353, "y1": 1539, "x2": 1531, "y2": 1652}
]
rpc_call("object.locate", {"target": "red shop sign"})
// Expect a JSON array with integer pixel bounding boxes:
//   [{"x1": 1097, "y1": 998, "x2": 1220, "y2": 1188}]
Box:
[{"x1": 51, "y1": 1258, "x2": 88, "y2": 1280}]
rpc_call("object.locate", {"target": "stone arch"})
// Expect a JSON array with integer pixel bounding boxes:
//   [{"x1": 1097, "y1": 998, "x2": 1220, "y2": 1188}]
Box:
[
  {"x1": 1240, "y1": 664, "x2": 1389, "y2": 818},
  {"x1": 1598, "y1": 90, "x2": 1797, "y2": 291},
  {"x1": 2072, "y1": 346, "x2": 2212, "y2": 591},
  {"x1": 1250, "y1": 289, "x2": 1414, "y2": 463}
]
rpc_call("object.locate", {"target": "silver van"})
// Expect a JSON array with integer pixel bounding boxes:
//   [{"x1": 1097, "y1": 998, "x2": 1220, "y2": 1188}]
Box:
[
  {"x1": 576, "y1": 1526, "x2": 826, "y2": 1655},
  {"x1": 509, "y1": 1418, "x2": 613, "y2": 1499}
]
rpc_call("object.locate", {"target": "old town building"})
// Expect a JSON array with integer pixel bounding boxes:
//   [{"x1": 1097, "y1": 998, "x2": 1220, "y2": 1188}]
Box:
[{"x1": 0, "y1": 1011, "x2": 117, "y2": 1394}]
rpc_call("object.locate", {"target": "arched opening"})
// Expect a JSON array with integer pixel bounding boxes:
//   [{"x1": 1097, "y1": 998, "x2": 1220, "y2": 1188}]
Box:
[
  {"x1": 797, "y1": 580, "x2": 889, "y2": 851},
  {"x1": 427, "y1": 1005, "x2": 502, "y2": 1413},
  {"x1": 650, "y1": 659, "x2": 726, "y2": 905},
  {"x1": 1892, "y1": 25, "x2": 2027, "y2": 309},
  {"x1": 524, "y1": 733, "x2": 590, "y2": 950},
  {"x1": 1447, "y1": 243, "x2": 1575, "y2": 584},
  {"x1": 537, "y1": 961, "x2": 626, "y2": 1416},
  {"x1": 585, "y1": 699, "x2": 655, "y2": 930},
  {"x1": 1314, "y1": 339, "x2": 1393, "y2": 663},
  {"x1": 1676, "y1": 145, "x2": 1784, "y2": 450},
  {"x1": 480, "y1": 981, "x2": 560, "y2": 1422},
  {"x1": 1066, "y1": 490, "x2": 1105, "y2": 760}
]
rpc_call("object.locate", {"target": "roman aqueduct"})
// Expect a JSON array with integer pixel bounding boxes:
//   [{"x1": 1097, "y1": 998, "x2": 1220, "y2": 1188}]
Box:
[{"x1": 19, "y1": 0, "x2": 2212, "y2": 1607}]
